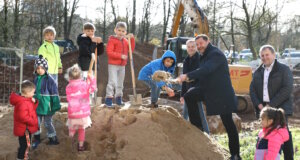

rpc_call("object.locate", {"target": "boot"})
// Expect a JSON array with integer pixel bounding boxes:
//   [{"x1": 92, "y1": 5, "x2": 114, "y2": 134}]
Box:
[
  {"x1": 115, "y1": 96, "x2": 124, "y2": 106},
  {"x1": 48, "y1": 136, "x2": 59, "y2": 145},
  {"x1": 32, "y1": 134, "x2": 41, "y2": 149},
  {"x1": 105, "y1": 97, "x2": 113, "y2": 107},
  {"x1": 230, "y1": 155, "x2": 242, "y2": 160}
]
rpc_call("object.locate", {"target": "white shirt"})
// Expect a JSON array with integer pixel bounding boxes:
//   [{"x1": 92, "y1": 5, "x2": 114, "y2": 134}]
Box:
[{"x1": 262, "y1": 61, "x2": 275, "y2": 102}]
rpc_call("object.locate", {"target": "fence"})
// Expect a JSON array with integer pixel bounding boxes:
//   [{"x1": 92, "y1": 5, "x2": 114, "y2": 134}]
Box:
[{"x1": 0, "y1": 47, "x2": 24, "y2": 104}]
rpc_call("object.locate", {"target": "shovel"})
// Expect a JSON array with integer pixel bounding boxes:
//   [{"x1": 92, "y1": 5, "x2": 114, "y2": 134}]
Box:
[{"x1": 127, "y1": 36, "x2": 142, "y2": 106}]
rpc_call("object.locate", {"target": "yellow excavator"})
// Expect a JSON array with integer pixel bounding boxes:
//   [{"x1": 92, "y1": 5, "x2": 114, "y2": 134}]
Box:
[{"x1": 167, "y1": 0, "x2": 253, "y2": 113}]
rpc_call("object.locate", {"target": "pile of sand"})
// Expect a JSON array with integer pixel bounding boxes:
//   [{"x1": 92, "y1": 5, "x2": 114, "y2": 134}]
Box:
[{"x1": 0, "y1": 104, "x2": 228, "y2": 160}]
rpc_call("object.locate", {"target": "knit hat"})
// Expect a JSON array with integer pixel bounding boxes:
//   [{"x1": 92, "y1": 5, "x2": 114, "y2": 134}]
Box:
[{"x1": 34, "y1": 55, "x2": 48, "y2": 73}]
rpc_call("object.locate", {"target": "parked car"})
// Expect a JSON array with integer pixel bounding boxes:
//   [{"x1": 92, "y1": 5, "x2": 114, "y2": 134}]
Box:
[
  {"x1": 239, "y1": 49, "x2": 252, "y2": 59},
  {"x1": 278, "y1": 51, "x2": 300, "y2": 70},
  {"x1": 282, "y1": 48, "x2": 296, "y2": 58}
]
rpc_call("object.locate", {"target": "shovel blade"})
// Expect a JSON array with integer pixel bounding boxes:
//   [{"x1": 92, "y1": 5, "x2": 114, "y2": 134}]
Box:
[{"x1": 129, "y1": 94, "x2": 142, "y2": 106}]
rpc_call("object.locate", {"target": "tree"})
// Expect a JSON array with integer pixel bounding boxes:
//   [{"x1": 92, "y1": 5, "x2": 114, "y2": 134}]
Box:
[
  {"x1": 102, "y1": 0, "x2": 108, "y2": 42},
  {"x1": 2, "y1": 0, "x2": 9, "y2": 46},
  {"x1": 110, "y1": 0, "x2": 117, "y2": 26},
  {"x1": 131, "y1": 0, "x2": 136, "y2": 34},
  {"x1": 161, "y1": 0, "x2": 171, "y2": 46},
  {"x1": 64, "y1": 0, "x2": 79, "y2": 39}
]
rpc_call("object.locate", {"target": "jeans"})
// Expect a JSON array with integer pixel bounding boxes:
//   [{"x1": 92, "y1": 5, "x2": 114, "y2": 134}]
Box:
[
  {"x1": 105, "y1": 64, "x2": 125, "y2": 98},
  {"x1": 142, "y1": 80, "x2": 161, "y2": 103},
  {"x1": 34, "y1": 115, "x2": 56, "y2": 138},
  {"x1": 183, "y1": 102, "x2": 210, "y2": 134}
]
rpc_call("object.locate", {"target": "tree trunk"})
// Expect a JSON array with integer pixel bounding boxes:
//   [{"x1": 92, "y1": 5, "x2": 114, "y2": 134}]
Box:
[
  {"x1": 2, "y1": 0, "x2": 9, "y2": 46},
  {"x1": 161, "y1": 0, "x2": 171, "y2": 47},
  {"x1": 66, "y1": 0, "x2": 79, "y2": 39},
  {"x1": 63, "y1": 0, "x2": 68, "y2": 39},
  {"x1": 103, "y1": 0, "x2": 107, "y2": 42},
  {"x1": 230, "y1": 1, "x2": 235, "y2": 50},
  {"x1": 131, "y1": 0, "x2": 136, "y2": 34},
  {"x1": 111, "y1": 0, "x2": 117, "y2": 26},
  {"x1": 13, "y1": 0, "x2": 20, "y2": 47}
]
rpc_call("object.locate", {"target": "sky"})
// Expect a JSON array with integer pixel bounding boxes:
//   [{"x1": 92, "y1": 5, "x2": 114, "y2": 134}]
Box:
[{"x1": 75, "y1": 0, "x2": 300, "y2": 25}]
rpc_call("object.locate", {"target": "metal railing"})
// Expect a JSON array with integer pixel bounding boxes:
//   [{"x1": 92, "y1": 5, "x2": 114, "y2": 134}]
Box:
[{"x1": 0, "y1": 47, "x2": 24, "y2": 104}]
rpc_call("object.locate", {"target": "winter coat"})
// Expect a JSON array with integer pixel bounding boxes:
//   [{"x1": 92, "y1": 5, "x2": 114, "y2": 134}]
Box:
[
  {"x1": 255, "y1": 127, "x2": 289, "y2": 160},
  {"x1": 34, "y1": 74, "x2": 61, "y2": 115},
  {"x1": 138, "y1": 50, "x2": 177, "y2": 88},
  {"x1": 250, "y1": 60, "x2": 293, "y2": 115},
  {"x1": 187, "y1": 43, "x2": 237, "y2": 115},
  {"x1": 66, "y1": 76, "x2": 96, "y2": 119},
  {"x1": 38, "y1": 40, "x2": 62, "y2": 74},
  {"x1": 10, "y1": 93, "x2": 39, "y2": 136},
  {"x1": 106, "y1": 35, "x2": 135, "y2": 66},
  {"x1": 77, "y1": 34, "x2": 104, "y2": 71},
  {"x1": 181, "y1": 52, "x2": 200, "y2": 97}
]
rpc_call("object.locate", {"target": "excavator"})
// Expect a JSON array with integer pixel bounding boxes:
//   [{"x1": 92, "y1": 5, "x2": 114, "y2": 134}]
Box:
[{"x1": 166, "y1": 0, "x2": 253, "y2": 113}]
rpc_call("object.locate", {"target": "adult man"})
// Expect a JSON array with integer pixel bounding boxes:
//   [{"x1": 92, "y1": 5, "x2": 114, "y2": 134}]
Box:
[
  {"x1": 177, "y1": 34, "x2": 241, "y2": 160},
  {"x1": 180, "y1": 39, "x2": 209, "y2": 134},
  {"x1": 250, "y1": 45, "x2": 294, "y2": 160}
]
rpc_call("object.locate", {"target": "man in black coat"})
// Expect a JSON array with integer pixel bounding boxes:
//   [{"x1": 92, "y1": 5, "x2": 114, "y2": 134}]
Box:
[
  {"x1": 177, "y1": 34, "x2": 241, "y2": 160},
  {"x1": 250, "y1": 45, "x2": 294, "y2": 160}
]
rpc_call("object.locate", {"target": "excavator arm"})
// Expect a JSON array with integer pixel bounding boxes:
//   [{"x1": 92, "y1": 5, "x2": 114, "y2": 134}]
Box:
[{"x1": 170, "y1": 0, "x2": 209, "y2": 37}]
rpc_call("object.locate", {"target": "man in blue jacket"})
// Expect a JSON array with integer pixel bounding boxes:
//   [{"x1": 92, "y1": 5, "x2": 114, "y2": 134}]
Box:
[
  {"x1": 138, "y1": 50, "x2": 176, "y2": 108},
  {"x1": 177, "y1": 34, "x2": 241, "y2": 160}
]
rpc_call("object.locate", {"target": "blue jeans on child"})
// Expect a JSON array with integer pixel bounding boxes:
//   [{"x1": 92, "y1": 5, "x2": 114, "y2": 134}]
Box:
[
  {"x1": 142, "y1": 80, "x2": 161, "y2": 103},
  {"x1": 183, "y1": 102, "x2": 210, "y2": 134},
  {"x1": 34, "y1": 115, "x2": 57, "y2": 138}
]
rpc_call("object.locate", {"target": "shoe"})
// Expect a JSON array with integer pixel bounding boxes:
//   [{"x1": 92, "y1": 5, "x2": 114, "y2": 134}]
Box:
[
  {"x1": 48, "y1": 136, "x2": 59, "y2": 145},
  {"x1": 147, "y1": 102, "x2": 158, "y2": 108},
  {"x1": 230, "y1": 155, "x2": 242, "y2": 160},
  {"x1": 105, "y1": 97, "x2": 113, "y2": 107},
  {"x1": 78, "y1": 144, "x2": 86, "y2": 151},
  {"x1": 115, "y1": 97, "x2": 124, "y2": 106},
  {"x1": 32, "y1": 135, "x2": 41, "y2": 149}
]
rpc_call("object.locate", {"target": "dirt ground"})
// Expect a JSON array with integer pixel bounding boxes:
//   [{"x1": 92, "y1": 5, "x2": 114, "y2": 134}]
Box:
[{"x1": 0, "y1": 103, "x2": 228, "y2": 160}]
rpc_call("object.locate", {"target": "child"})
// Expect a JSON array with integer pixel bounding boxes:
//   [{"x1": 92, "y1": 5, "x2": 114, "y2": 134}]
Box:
[
  {"x1": 38, "y1": 26, "x2": 62, "y2": 84},
  {"x1": 138, "y1": 50, "x2": 176, "y2": 108},
  {"x1": 105, "y1": 21, "x2": 135, "y2": 107},
  {"x1": 255, "y1": 107, "x2": 289, "y2": 160},
  {"x1": 32, "y1": 55, "x2": 61, "y2": 149},
  {"x1": 65, "y1": 64, "x2": 96, "y2": 151},
  {"x1": 77, "y1": 22, "x2": 104, "y2": 80},
  {"x1": 180, "y1": 39, "x2": 209, "y2": 134},
  {"x1": 10, "y1": 80, "x2": 38, "y2": 160}
]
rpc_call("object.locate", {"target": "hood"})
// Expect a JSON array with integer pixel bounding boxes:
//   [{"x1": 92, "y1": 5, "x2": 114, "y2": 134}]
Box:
[
  {"x1": 161, "y1": 50, "x2": 177, "y2": 68},
  {"x1": 9, "y1": 92, "x2": 31, "y2": 106},
  {"x1": 263, "y1": 127, "x2": 289, "y2": 142}
]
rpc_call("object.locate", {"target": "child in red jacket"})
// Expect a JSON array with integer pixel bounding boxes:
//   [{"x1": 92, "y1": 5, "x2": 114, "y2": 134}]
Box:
[
  {"x1": 105, "y1": 21, "x2": 135, "y2": 107},
  {"x1": 10, "y1": 80, "x2": 38, "y2": 160}
]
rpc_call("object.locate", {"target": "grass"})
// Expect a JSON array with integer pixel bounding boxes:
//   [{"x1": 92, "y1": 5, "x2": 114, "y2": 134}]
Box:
[{"x1": 212, "y1": 127, "x2": 300, "y2": 160}]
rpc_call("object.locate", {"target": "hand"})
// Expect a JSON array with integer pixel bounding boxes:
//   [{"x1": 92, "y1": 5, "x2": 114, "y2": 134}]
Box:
[
  {"x1": 180, "y1": 97, "x2": 184, "y2": 105},
  {"x1": 265, "y1": 104, "x2": 271, "y2": 108},
  {"x1": 121, "y1": 55, "x2": 128, "y2": 60},
  {"x1": 177, "y1": 74, "x2": 187, "y2": 83},
  {"x1": 165, "y1": 87, "x2": 175, "y2": 97},
  {"x1": 58, "y1": 68, "x2": 63, "y2": 74},
  {"x1": 258, "y1": 104, "x2": 263, "y2": 110},
  {"x1": 127, "y1": 33, "x2": 134, "y2": 39},
  {"x1": 88, "y1": 70, "x2": 93, "y2": 78},
  {"x1": 92, "y1": 37, "x2": 102, "y2": 43},
  {"x1": 32, "y1": 98, "x2": 36, "y2": 103}
]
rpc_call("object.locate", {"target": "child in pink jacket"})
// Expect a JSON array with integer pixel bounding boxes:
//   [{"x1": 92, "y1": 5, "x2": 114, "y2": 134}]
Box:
[
  {"x1": 65, "y1": 64, "x2": 96, "y2": 151},
  {"x1": 255, "y1": 107, "x2": 290, "y2": 160}
]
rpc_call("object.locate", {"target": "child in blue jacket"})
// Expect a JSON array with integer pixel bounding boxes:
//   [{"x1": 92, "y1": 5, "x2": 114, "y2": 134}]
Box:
[{"x1": 138, "y1": 50, "x2": 176, "y2": 108}]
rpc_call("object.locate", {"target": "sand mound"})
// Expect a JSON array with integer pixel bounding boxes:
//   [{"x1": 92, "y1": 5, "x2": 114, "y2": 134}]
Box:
[{"x1": 0, "y1": 105, "x2": 228, "y2": 160}]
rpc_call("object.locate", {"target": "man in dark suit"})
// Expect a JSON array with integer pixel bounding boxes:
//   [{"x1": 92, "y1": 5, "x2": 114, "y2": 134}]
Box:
[
  {"x1": 250, "y1": 45, "x2": 294, "y2": 160},
  {"x1": 177, "y1": 34, "x2": 241, "y2": 160}
]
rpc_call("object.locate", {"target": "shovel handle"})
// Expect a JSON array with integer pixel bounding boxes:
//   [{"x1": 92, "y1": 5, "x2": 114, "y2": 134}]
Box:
[{"x1": 128, "y1": 37, "x2": 137, "y2": 96}]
